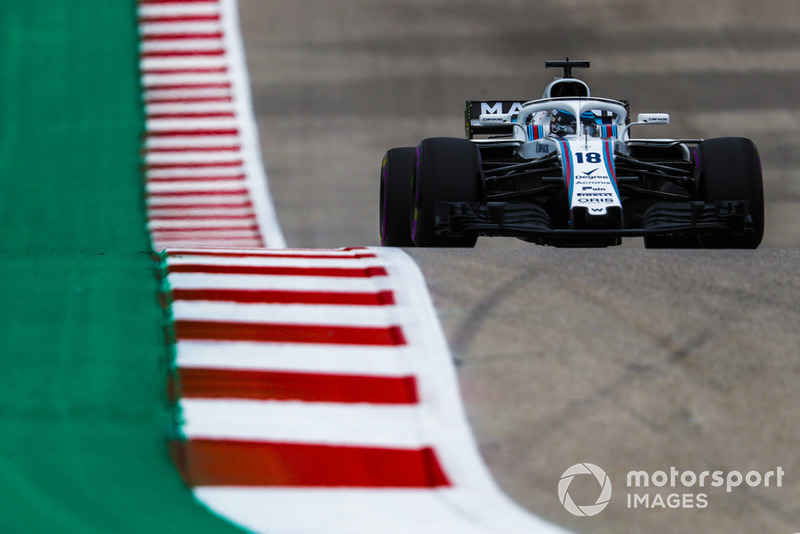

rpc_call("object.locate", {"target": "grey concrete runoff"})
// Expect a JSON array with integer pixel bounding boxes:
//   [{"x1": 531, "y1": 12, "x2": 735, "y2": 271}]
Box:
[{"x1": 239, "y1": 1, "x2": 800, "y2": 532}]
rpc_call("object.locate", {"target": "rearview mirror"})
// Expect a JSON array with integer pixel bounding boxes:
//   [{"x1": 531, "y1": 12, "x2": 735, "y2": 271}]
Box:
[
  {"x1": 636, "y1": 113, "x2": 670, "y2": 124},
  {"x1": 622, "y1": 113, "x2": 671, "y2": 140}
]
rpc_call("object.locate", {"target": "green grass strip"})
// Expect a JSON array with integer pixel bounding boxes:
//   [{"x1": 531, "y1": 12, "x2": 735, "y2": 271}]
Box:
[{"x1": 0, "y1": 2, "x2": 244, "y2": 532}]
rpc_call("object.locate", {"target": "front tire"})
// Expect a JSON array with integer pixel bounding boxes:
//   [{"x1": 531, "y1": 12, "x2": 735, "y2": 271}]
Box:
[
  {"x1": 379, "y1": 147, "x2": 416, "y2": 246},
  {"x1": 411, "y1": 137, "x2": 481, "y2": 247},
  {"x1": 697, "y1": 137, "x2": 764, "y2": 248}
]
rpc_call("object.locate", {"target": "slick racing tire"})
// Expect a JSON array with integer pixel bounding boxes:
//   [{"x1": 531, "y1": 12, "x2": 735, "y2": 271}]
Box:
[
  {"x1": 379, "y1": 147, "x2": 416, "y2": 246},
  {"x1": 697, "y1": 137, "x2": 764, "y2": 248},
  {"x1": 412, "y1": 137, "x2": 481, "y2": 247}
]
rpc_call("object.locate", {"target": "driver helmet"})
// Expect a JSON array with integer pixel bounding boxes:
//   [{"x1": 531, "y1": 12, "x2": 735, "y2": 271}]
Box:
[
  {"x1": 550, "y1": 110, "x2": 602, "y2": 137},
  {"x1": 550, "y1": 110, "x2": 576, "y2": 136},
  {"x1": 580, "y1": 111, "x2": 601, "y2": 136}
]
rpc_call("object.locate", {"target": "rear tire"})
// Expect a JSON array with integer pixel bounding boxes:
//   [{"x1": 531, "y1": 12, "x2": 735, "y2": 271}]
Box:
[
  {"x1": 412, "y1": 137, "x2": 481, "y2": 247},
  {"x1": 379, "y1": 147, "x2": 416, "y2": 246},
  {"x1": 697, "y1": 137, "x2": 764, "y2": 248}
]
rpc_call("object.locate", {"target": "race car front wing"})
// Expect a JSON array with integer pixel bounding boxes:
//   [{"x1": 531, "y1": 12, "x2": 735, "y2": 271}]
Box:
[{"x1": 434, "y1": 200, "x2": 754, "y2": 244}]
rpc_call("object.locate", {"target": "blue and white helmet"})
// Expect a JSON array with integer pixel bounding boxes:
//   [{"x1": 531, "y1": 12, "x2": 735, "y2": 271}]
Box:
[
  {"x1": 550, "y1": 110, "x2": 577, "y2": 136},
  {"x1": 550, "y1": 110, "x2": 603, "y2": 137}
]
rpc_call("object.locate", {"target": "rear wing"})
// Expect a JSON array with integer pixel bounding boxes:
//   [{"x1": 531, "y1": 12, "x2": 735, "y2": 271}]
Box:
[
  {"x1": 466, "y1": 98, "x2": 631, "y2": 138},
  {"x1": 465, "y1": 100, "x2": 527, "y2": 139}
]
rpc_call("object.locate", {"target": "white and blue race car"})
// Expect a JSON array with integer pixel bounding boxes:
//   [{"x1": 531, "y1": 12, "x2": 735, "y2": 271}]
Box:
[{"x1": 380, "y1": 59, "x2": 764, "y2": 248}]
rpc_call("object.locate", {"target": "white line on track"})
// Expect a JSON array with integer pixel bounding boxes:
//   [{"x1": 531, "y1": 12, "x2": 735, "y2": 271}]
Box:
[
  {"x1": 166, "y1": 255, "x2": 386, "y2": 268},
  {"x1": 150, "y1": 220, "x2": 256, "y2": 231},
  {"x1": 147, "y1": 179, "x2": 246, "y2": 193},
  {"x1": 144, "y1": 89, "x2": 234, "y2": 103},
  {"x1": 166, "y1": 273, "x2": 395, "y2": 292},
  {"x1": 176, "y1": 340, "x2": 412, "y2": 376},
  {"x1": 171, "y1": 301, "x2": 404, "y2": 327},
  {"x1": 147, "y1": 195, "x2": 252, "y2": 207},
  {"x1": 193, "y1": 487, "x2": 552, "y2": 534},
  {"x1": 145, "y1": 153, "x2": 243, "y2": 165},
  {"x1": 141, "y1": 56, "x2": 229, "y2": 72},
  {"x1": 145, "y1": 135, "x2": 241, "y2": 149},
  {"x1": 181, "y1": 398, "x2": 427, "y2": 447},
  {"x1": 139, "y1": 3, "x2": 221, "y2": 18},
  {"x1": 150, "y1": 207, "x2": 254, "y2": 218},
  {"x1": 143, "y1": 72, "x2": 232, "y2": 86},
  {"x1": 141, "y1": 41, "x2": 225, "y2": 55},
  {"x1": 139, "y1": 22, "x2": 223, "y2": 35},
  {"x1": 166, "y1": 247, "x2": 374, "y2": 257},
  {"x1": 158, "y1": 239, "x2": 263, "y2": 248}
]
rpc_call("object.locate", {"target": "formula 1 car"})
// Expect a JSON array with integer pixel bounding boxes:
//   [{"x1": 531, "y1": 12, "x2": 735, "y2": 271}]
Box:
[{"x1": 379, "y1": 59, "x2": 764, "y2": 248}]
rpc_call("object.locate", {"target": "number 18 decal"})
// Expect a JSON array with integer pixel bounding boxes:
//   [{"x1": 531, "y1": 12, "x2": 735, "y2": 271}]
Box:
[{"x1": 575, "y1": 152, "x2": 601, "y2": 164}]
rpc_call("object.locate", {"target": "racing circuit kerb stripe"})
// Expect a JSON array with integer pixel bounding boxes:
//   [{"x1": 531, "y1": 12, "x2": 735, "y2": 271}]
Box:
[
  {"x1": 140, "y1": 0, "x2": 284, "y2": 250},
  {"x1": 159, "y1": 247, "x2": 460, "y2": 504},
  {"x1": 140, "y1": 0, "x2": 573, "y2": 532},
  {"x1": 172, "y1": 440, "x2": 450, "y2": 488},
  {"x1": 174, "y1": 368, "x2": 419, "y2": 404}
]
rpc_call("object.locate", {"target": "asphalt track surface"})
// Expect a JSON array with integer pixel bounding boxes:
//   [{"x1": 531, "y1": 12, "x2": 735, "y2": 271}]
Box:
[{"x1": 239, "y1": 2, "x2": 800, "y2": 532}]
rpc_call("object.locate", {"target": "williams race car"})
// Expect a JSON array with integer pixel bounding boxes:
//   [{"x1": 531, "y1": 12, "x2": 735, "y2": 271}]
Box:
[{"x1": 379, "y1": 59, "x2": 764, "y2": 248}]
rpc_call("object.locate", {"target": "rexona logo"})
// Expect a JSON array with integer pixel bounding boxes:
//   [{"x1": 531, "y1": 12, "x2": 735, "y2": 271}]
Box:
[{"x1": 558, "y1": 463, "x2": 612, "y2": 517}]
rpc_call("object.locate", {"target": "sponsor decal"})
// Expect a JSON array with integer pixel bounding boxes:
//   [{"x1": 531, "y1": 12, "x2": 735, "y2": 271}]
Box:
[
  {"x1": 578, "y1": 197, "x2": 615, "y2": 204},
  {"x1": 480, "y1": 102, "x2": 503, "y2": 115},
  {"x1": 561, "y1": 139, "x2": 622, "y2": 217},
  {"x1": 479, "y1": 101, "x2": 526, "y2": 116}
]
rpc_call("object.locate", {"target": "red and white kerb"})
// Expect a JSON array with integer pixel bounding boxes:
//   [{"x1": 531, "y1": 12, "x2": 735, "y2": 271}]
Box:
[
  {"x1": 140, "y1": 0, "x2": 571, "y2": 533},
  {"x1": 161, "y1": 246, "x2": 570, "y2": 533},
  {"x1": 139, "y1": 0, "x2": 284, "y2": 250}
]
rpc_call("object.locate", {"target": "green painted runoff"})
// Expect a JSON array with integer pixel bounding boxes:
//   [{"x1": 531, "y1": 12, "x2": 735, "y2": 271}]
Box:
[{"x1": 0, "y1": 2, "x2": 244, "y2": 532}]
